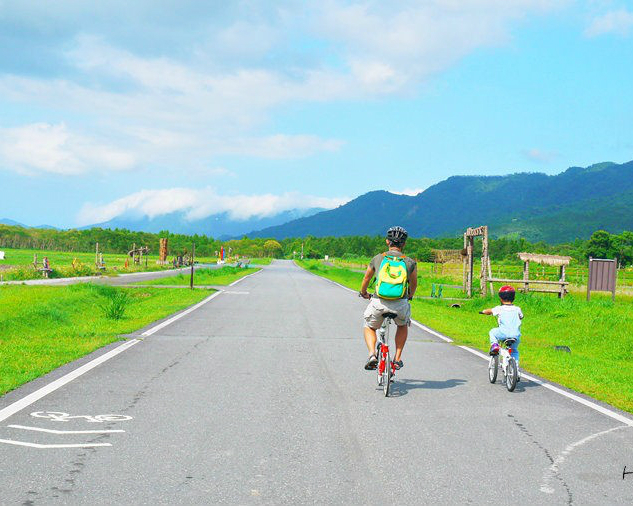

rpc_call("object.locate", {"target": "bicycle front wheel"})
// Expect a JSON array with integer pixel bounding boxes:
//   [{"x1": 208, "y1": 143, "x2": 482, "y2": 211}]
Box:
[
  {"x1": 488, "y1": 355, "x2": 498, "y2": 384},
  {"x1": 505, "y1": 358, "x2": 518, "y2": 392}
]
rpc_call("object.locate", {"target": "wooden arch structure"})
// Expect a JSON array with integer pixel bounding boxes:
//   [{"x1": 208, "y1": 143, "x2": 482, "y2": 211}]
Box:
[{"x1": 462, "y1": 225, "x2": 490, "y2": 297}]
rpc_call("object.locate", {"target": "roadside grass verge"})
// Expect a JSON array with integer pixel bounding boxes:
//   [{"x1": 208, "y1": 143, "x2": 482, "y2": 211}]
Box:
[
  {"x1": 249, "y1": 257, "x2": 273, "y2": 265},
  {"x1": 138, "y1": 266, "x2": 260, "y2": 286},
  {"x1": 0, "y1": 284, "x2": 211, "y2": 396},
  {"x1": 297, "y1": 260, "x2": 633, "y2": 414}
]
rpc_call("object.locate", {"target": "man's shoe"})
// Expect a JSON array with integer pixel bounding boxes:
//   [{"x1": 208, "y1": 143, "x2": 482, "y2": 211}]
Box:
[
  {"x1": 393, "y1": 360, "x2": 403, "y2": 370},
  {"x1": 364, "y1": 354, "x2": 378, "y2": 370},
  {"x1": 489, "y1": 343, "x2": 500, "y2": 355}
]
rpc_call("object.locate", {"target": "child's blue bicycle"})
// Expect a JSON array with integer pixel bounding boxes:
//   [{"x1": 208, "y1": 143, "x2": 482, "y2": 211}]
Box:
[{"x1": 488, "y1": 338, "x2": 518, "y2": 392}]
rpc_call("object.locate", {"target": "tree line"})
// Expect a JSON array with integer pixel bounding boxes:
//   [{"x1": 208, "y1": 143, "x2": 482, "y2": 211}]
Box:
[{"x1": 0, "y1": 224, "x2": 630, "y2": 265}]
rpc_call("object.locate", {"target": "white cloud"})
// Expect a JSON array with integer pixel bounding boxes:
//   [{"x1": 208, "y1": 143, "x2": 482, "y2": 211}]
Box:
[
  {"x1": 78, "y1": 187, "x2": 348, "y2": 225},
  {"x1": 390, "y1": 188, "x2": 426, "y2": 196},
  {"x1": 523, "y1": 148, "x2": 559, "y2": 163},
  {"x1": 0, "y1": 122, "x2": 135, "y2": 175},
  {"x1": 0, "y1": 2, "x2": 570, "y2": 177},
  {"x1": 317, "y1": 0, "x2": 569, "y2": 92},
  {"x1": 585, "y1": 8, "x2": 633, "y2": 37}
]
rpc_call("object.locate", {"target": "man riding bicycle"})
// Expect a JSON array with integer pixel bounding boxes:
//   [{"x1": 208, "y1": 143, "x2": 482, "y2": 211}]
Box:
[{"x1": 359, "y1": 226, "x2": 417, "y2": 371}]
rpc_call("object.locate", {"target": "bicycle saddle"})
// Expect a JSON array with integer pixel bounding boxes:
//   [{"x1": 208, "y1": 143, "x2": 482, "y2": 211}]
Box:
[
  {"x1": 382, "y1": 312, "x2": 398, "y2": 319},
  {"x1": 503, "y1": 338, "x2": 517, "y2": 346}
]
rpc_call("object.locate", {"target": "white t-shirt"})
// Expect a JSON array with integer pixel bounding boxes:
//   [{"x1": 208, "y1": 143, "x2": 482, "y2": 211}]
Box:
[{"x1": 492, "y1": 304, "x2": 523, "y2": 337}]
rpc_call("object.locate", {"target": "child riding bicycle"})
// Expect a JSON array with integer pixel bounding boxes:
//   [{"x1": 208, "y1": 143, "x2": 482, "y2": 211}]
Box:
[
  {"x1": 480, "y1": 285, "x2": 523, "y2": 377},
  {"x1": 359, "y1": 226, "x2": 417, "y2": 371}
]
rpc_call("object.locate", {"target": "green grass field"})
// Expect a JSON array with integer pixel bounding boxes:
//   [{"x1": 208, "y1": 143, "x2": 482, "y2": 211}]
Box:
[
  {"x1": 138, "y1": 266, "x2": 260, "y2": 286},
  {"x1": 0, "y1": 247, "x2": 274, "y2": 281},
  {"x1": 0, "y1": 284, "x2": 212, "y2": 395},
  {"x1": 0, "y1": 247, "x2": 173, "y2": 281},
  {"x1": 297, "y1": 259, "x2": 633, "y2": 414}
]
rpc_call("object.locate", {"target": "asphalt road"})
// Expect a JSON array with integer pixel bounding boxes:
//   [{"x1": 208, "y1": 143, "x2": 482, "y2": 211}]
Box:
[{"x1": 1, "y1": 260, "x2": 632, "y2": 505}]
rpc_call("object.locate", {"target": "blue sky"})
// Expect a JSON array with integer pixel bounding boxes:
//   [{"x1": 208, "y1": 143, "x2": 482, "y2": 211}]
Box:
[{"x1": 1, "y1": 0, "x2": 632, "y2": 228}]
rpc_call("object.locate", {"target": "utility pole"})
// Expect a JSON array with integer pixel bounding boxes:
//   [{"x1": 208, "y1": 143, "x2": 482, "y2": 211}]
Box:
[
  {"x1": 190, "y1": 242, "x2": 195, "y2": 289},
  {"x1": 301, "y1": 242, "x2": 304, "y2": 260}
]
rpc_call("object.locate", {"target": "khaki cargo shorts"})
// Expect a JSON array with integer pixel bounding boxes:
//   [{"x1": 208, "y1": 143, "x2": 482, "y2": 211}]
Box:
[{"x1": 363, "y1": 297, "x2": 411, "y2": 329}]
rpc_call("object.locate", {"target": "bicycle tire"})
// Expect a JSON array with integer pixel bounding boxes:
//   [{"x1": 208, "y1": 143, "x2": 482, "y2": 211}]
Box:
[
  {"x1": 488, "y1": 355, "x2": 498, "y2": 384},
  {"x1": 506, "y1": 357, "x2": 518, "y2": 392},
  {"x1": 375, "y1": 343, "x2": 383, "y2": 385},
  {"x1": 383, "y1": 353, "x2": 391, "y2": 397}
]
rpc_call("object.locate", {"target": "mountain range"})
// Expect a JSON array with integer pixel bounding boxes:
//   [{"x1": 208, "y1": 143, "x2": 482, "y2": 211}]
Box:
[
  {"x1": 247, "y1": 160, "x2": 633, "y2": 243},
  {"x1": 0, "y1": 218, "x2": 58, "y2": 230},
  {"x1": 6, "y1": 160, "x2": 632, "y2": 243},
  {"x1": 85, "y1": 208, "x2": 325, "y2": 239}
]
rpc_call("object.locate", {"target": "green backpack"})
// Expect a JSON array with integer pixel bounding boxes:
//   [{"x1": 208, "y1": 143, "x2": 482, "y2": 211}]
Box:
[{"x1": 376, "y1": 254, "x2": 409, "y2": 300}]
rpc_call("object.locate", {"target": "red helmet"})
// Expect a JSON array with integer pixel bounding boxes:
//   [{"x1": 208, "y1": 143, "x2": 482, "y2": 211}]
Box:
[{"x1": 499, "y1": 285, "x2": 515, "y2": 301}]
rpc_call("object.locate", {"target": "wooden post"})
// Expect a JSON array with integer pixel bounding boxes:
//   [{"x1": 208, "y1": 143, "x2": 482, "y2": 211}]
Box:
[
  {"x1": 467, "y1": 237, "x2": 474, "y2": 297},
  {"x1": 487, "y1": 259, "x2": 493, "y2": 296},
  {"x1": 462, "y1": 233, "x2": 468, "y2": 294},
  {"x1": 523, "y1": 260, "x2": 529, "y2": 294},
  {"x1": 190, "y1": 242, "x2": 195, "y2": 289},
  {"x1": 480, "y1": 226, "x2": 489, "y2": 297},
  {"x1": 33, "y1": 253, "x2": 38, "y2": 268},
  {"x1": 587, "y1": 257, "x2": 592, "y2": 301},
  {"x1": 559, "y1": 265, "x2": 566, "y2": 299},
  {"x1": 95, "y1": 243, "x2": 99, "y2": 269}
]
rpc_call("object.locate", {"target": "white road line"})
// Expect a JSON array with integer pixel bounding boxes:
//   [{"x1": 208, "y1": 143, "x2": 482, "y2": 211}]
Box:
[
  {"x1": 141, "y1": 291, "x2": 222, "y2": 336},
  {"x1": 0, "y1": 438, "x2": 112, "y2": 449},
  {"x1": 8, "y1": 425, "x2": 125, "y2": 434},
  {"x1": 411, "y1": 320, "x2": 453, "y2": 343},
  {"x1": 0, "y1": 269, "x2": 245, "y2": 423},
  {"x1": 0, "y1": 339, "x2": 140, "y2": 424},
  {"x1": 299, "y1": 263, "x2": 633, "y2": 427},
  {"x1": 457, "y1": 345, "x2": 633, "y2": 426},
  {"x1": 0, "y1": 271, "x2": 242, "y2": 424},
  {"x1": 457, "y1": 345, "x2": 490, "y2": 360},
  {"x1": 540, "y1": 425, "x2": 631, "y2": 494},
  {"x1": 229, "y1": 269, "x2": 262, "y2": 287}
]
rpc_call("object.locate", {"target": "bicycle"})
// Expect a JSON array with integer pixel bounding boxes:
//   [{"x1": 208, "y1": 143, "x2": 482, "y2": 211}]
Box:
[
  {"x1": 487, "y1": 338, "x2": 518, "y2": 392},
  {"x1": 376, "y1": 312, "x2": 397, "y2": 397}
]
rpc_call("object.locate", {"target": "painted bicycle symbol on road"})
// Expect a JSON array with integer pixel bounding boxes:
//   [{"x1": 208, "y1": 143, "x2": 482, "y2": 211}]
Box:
[{"x1": 30, "y1": 411, "x2": 133, "y2": 423}]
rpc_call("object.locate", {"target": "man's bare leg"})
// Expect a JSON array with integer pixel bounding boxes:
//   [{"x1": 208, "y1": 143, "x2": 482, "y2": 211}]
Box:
[
  {"x1": 394, "y1": 325, "x2": 408, "y2": 362},
  {"x1": 364, "y1": 326, "x2": 377, "y2": 355}
]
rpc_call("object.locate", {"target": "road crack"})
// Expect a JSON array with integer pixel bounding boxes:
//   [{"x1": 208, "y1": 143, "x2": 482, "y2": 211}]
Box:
[{"x1": 508, "y1": 414, "x2": 573, "y2": 505}]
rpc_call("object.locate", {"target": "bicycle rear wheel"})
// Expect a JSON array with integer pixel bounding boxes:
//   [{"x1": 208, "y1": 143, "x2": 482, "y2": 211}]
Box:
[
  {"x1": 376, "y1": 343, "x2": 383, "y2": 385},
  {"x1": 383, "y1": 353, "x2": 391, "y2": 396},
  {"x1": 505, "y1": 357, "x2": 518, "y2": 392},
  {"x1": 488, "y1": 355, "x2": 498, "y2": 383}
]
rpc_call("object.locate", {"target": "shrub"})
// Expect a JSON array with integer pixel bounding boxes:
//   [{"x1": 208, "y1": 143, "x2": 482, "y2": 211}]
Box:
[{"x1": 100, "y1": 290, "x2": 130, "y2": 320}]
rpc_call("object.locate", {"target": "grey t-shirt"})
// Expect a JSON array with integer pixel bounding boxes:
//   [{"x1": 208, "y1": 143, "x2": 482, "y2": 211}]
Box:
[{"x1": 370, "y1": 250, "x2": 417, "y2": 299}]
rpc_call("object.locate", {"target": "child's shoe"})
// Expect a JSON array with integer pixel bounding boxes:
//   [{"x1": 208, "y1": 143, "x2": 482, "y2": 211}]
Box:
[{"x1": 489, "y1": 343, "x2": 500, "y2": 355}]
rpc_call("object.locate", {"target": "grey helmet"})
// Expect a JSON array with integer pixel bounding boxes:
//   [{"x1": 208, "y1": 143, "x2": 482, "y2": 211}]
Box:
[{"x1": 386, "y1": 226, "x2": 408, "y2": 244}]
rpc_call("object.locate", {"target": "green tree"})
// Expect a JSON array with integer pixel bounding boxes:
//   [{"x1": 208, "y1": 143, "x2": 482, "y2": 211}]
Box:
[
  {"x1": 263, "y1": 240, "x2": 283, "y2": 258},
  {"x1": 586, "y1": 230, "x2": 614, "y2": 259}
]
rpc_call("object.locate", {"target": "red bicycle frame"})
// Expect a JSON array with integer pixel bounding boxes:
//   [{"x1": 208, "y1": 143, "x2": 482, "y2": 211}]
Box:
[{"x1": 378, "y1": 344, "x2": 395, "y2": 376}]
